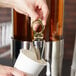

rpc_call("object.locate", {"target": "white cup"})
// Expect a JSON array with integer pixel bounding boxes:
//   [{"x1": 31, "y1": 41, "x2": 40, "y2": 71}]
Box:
[{"x1": 14, "y1": 49, "x2": 46, "y2": 76}]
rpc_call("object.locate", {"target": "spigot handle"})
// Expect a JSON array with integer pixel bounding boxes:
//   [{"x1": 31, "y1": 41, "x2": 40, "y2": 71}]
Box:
[
  {"x1": 32, "y1": 19, "x2": 45, "y2": 40},
  {"x1": 32, "y1": 19, "x2": 45, "y2": 60}
]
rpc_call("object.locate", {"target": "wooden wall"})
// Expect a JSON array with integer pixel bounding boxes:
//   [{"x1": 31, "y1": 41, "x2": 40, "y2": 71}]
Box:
[
  {"x1": 64, "y1": 0, "x2": 76, "y2": 60},
  {"x1": 0, "y1": 8, "x2": 11, "y2": 23}
]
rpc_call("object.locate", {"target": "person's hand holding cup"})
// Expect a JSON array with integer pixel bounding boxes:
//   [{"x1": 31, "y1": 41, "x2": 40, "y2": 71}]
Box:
[{"x1": 14, "y1": 43, "x2": 46, "y2": 76}]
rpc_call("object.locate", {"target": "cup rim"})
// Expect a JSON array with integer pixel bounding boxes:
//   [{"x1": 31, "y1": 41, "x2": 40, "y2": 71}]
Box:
[{"x1": 20, "y1": 49, "x2": 46, "y2": 65}]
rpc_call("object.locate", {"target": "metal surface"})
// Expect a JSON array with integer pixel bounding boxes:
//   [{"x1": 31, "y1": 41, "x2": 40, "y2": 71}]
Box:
[
  {"x1": 32, "y1": 19, "x2": 45, "y2": 60},
  {"x1": 33, "y1": 40, "x2": 45, "y2": 60},
  {"x1": 12, "y1": 39, "x2": 31, "y2": 64},
  {"x1": 51, "y1": 39, "x2": 64, "y2": 76}
]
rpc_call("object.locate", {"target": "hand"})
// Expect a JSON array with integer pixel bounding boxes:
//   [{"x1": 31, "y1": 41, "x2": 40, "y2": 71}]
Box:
[
  {"x1": 12, "y1": 0, "x2": 49, "y2": 29},
  {"x1": 0, "y1": 65, "x2": 26, "y2": 76},
  {"x1": 0, "y1": 0, "x2": 49, "y2": 30}
]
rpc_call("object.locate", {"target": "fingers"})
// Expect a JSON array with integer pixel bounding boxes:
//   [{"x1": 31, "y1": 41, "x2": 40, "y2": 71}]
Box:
[
  {"x1": 12, "y1": 68, "x2": 26, "y2": 76},
  {"x1": 26, "y1": 5, "x2": 39, "y2": 21},
  {"x1": 14, "y1": 8, "x2": 29, "y2": 16},
  {"x1": 31, "y1": 0, "x2": 49, "y2": 30},
  {"x1": 0, "y1": 73, "x2": 12, "y2": 76},
  {"x1": 34, "y1": 0, "x2": 49, "y2": 27},
  {"x1": 41, "y1": 1, "x2": 49, "y2": 25},
  {"x1": 27, "y1": 6, "x2": 40, "y2": 31}
]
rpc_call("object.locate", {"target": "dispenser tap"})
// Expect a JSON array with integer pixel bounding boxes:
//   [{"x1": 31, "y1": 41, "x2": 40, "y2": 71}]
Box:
[{"x1": 32, "y1": 19, "x2": 45, "y2": 60}]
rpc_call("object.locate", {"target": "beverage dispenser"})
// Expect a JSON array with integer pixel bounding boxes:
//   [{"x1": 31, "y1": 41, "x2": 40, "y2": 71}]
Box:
[
  {"x1": 12, "y1": 0, "x2": 64, "y2": 75},
  {"x1": 12, "y1": 10, "x2": 32, "y2": 64},
  {"x1": 45, "y1": 0, "x2": 64, "y2": 76}
]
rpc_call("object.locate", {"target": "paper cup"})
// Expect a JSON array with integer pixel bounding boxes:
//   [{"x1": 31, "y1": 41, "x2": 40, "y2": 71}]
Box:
[{"x1": 14, "y1": 49, "x2": 46, "y2": 76}]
